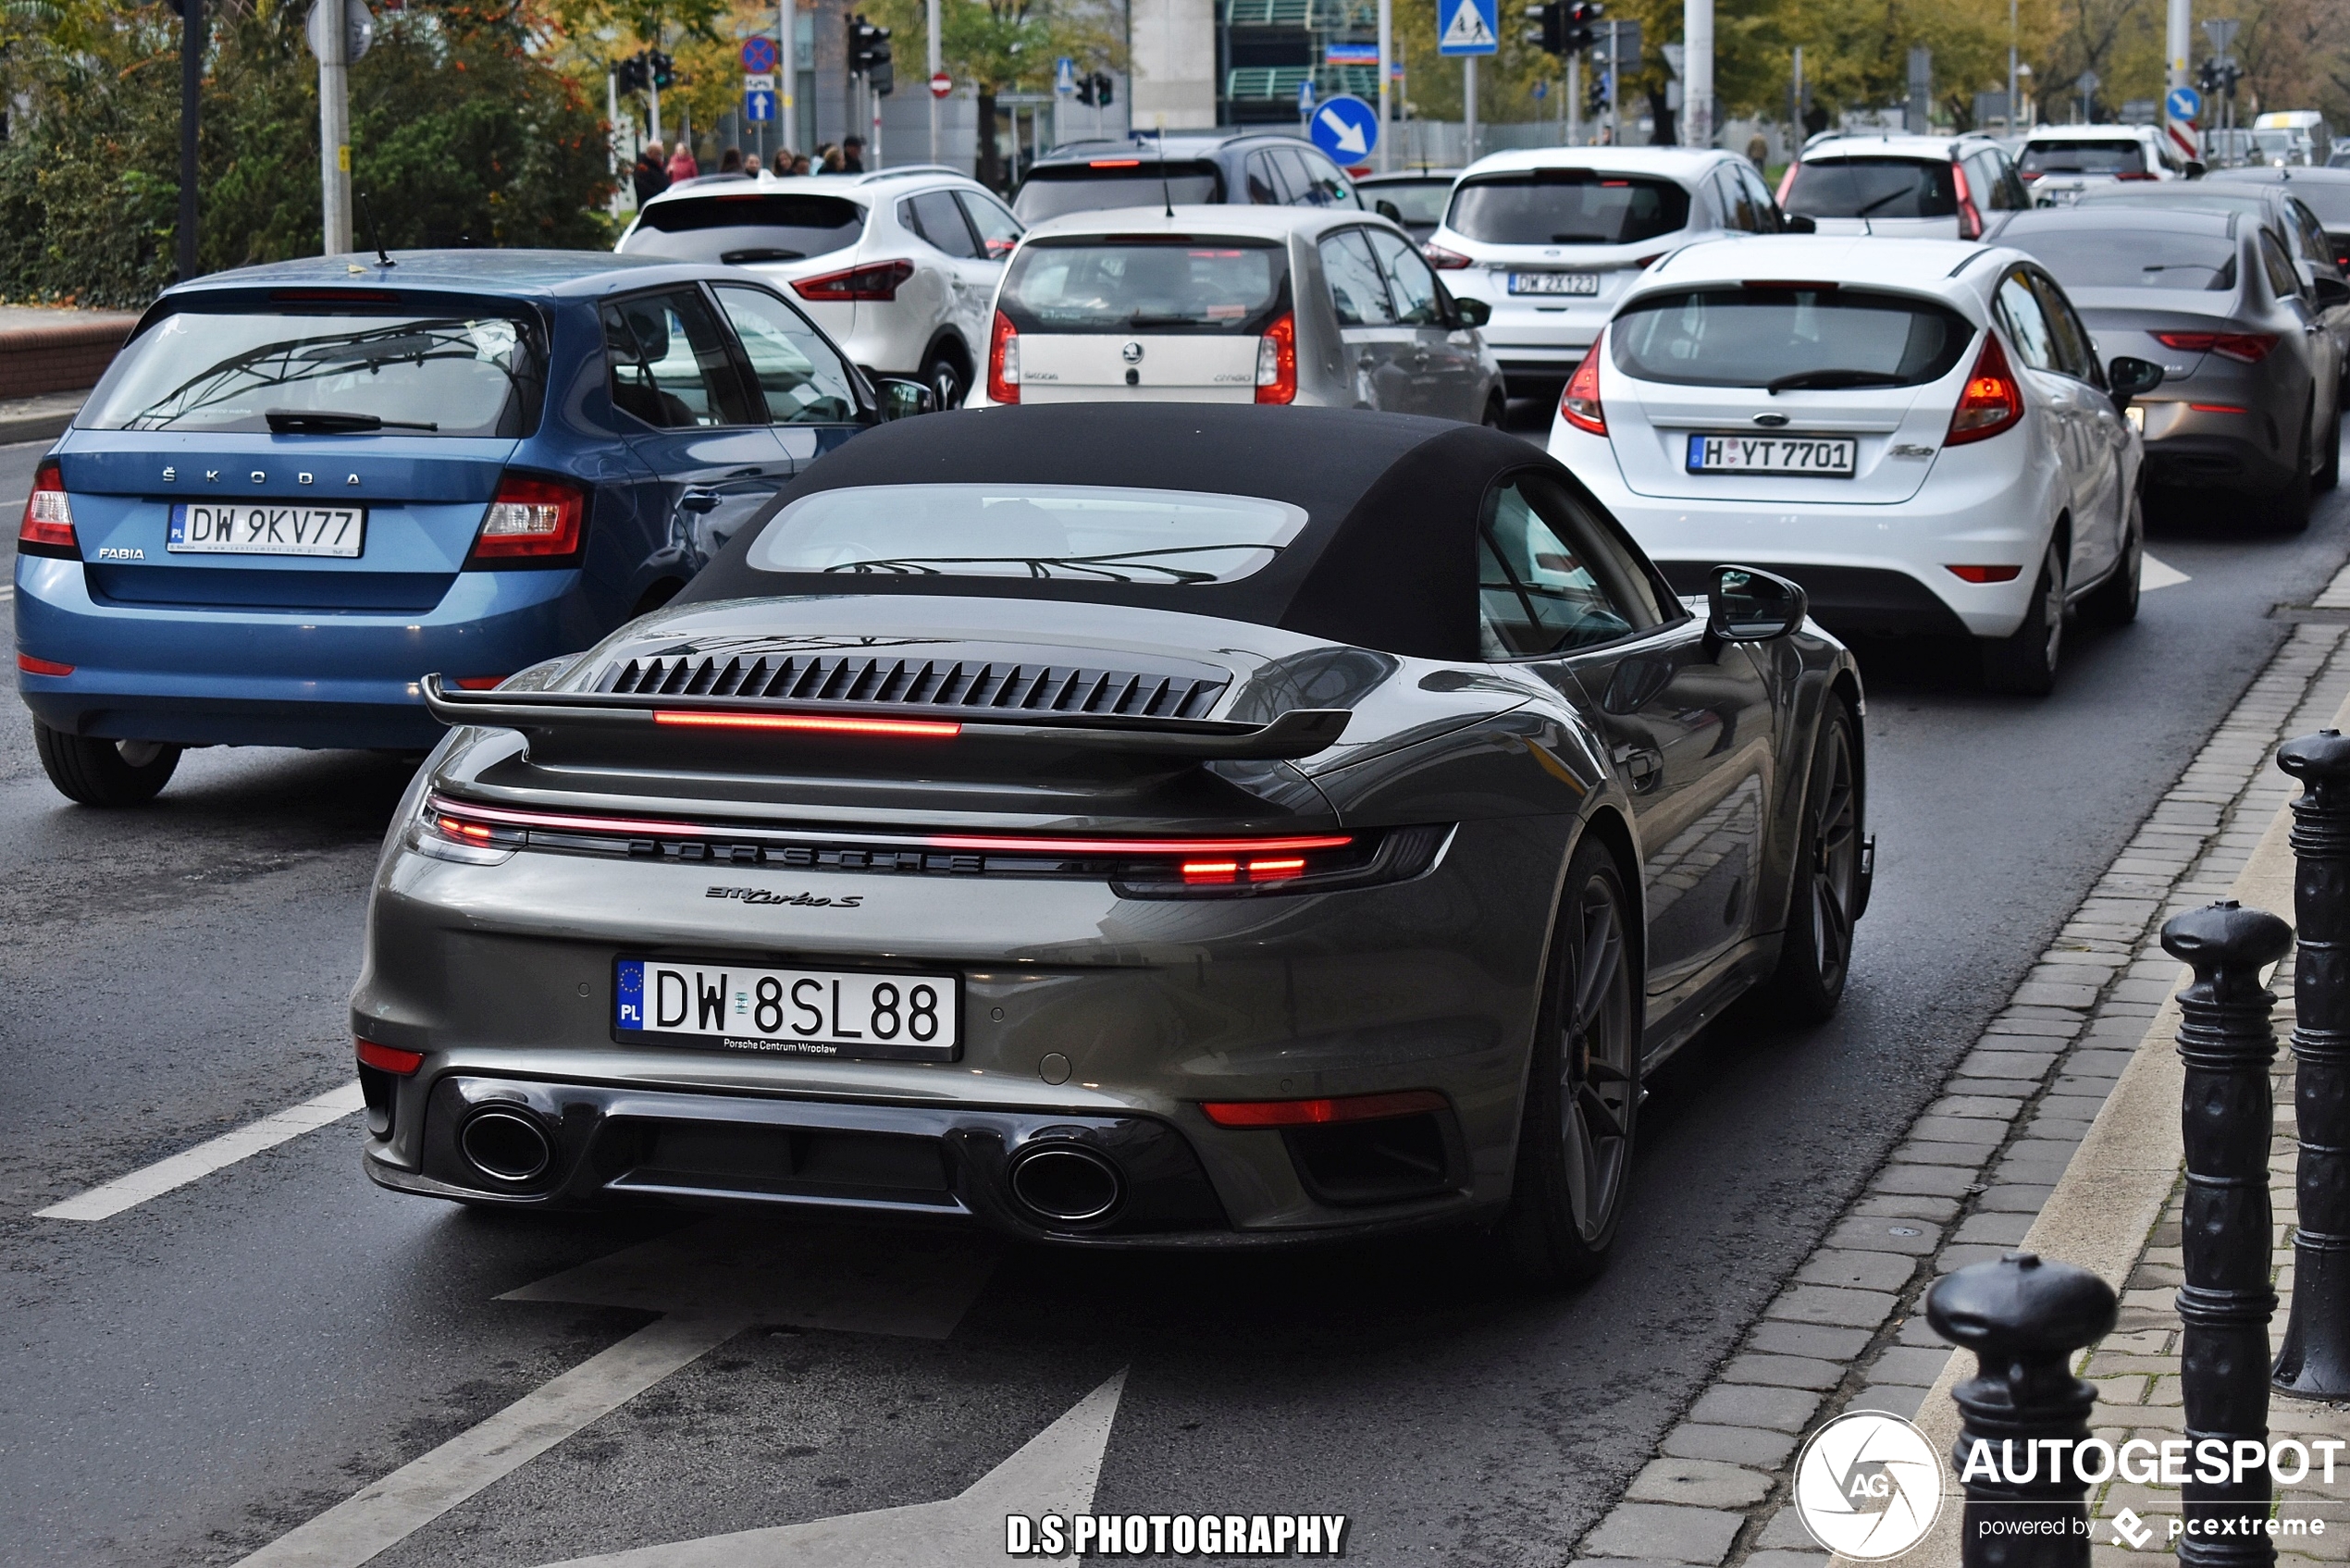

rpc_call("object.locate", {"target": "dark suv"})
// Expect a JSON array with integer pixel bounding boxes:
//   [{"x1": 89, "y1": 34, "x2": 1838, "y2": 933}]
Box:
[{"x1": 1011, "y1": 133, "x2": 1364, "y2": 225}]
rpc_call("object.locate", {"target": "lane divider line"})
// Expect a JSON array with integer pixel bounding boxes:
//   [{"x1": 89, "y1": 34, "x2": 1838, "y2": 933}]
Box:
[
  {"x1": 2142, "y1": 551, "x2": 2191, "y2": 591},
  {"x1": 34, "y1": 1081, "x2": 365, "y2": 1222},
  {"x1": 233, "y1": 1312, "x2": 753, "y2": 1568}
]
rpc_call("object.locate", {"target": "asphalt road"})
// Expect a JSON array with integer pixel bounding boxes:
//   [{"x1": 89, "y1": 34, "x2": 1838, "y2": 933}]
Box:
[{"x1": 4, "y1": 424, "x2": 2348, "y2": 1567}]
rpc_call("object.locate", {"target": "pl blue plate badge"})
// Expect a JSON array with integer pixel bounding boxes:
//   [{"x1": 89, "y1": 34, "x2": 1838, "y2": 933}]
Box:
[{"x1": 1309, "y1": 94, "x2": 1379, "y2": 164}]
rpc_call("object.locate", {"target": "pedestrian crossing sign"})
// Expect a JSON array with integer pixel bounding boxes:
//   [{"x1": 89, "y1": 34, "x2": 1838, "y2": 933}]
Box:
[{"x1": 1438, "y1": 0, "x2": 1498, "y2": 56}]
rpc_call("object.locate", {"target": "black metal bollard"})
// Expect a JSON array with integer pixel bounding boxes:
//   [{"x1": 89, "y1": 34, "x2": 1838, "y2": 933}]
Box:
[
  {"x1": 2164, "y1": 899, "x2": 2294, "y2": 1568},
  {"x1": 2276, "y1": 731, "x2": 2350, "y2": 1398},
  {"x1": 1927, "y1": 1252, "x2": 2118, "y2": 1568}
]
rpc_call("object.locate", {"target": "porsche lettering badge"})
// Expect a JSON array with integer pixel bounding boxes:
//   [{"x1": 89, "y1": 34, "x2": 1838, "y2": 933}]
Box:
[{"x1": 706, "y1": 885, "x2": 865, "y2": 908}]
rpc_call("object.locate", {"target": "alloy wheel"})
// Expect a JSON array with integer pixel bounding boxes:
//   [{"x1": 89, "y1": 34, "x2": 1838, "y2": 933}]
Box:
[
  {"x1": 1804, "y1": 721, "x2": 1861, "y2": 996},
  {"x1": 1560, "y1": 872, "x2": 1637, "y2": 1241}
]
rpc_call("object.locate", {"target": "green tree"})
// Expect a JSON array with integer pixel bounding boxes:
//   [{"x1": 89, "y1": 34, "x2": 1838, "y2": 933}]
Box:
[{"x1": 859, "y1": 0, "x2": 1121, "y2": 188}]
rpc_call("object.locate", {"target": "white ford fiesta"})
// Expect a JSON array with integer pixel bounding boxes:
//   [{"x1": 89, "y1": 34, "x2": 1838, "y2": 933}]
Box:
[{"x1": 1547, "y1": 235, "x2": 2163, "y2": 692}]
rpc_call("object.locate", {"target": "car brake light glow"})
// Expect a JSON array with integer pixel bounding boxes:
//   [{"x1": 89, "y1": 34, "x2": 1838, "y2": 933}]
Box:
[
  {"x1": 17, "y1": 653, "x2": 74, "y2": 676},
  {"x1": 2113, "y1": 170, "x2": 2159, "y2": 180},
  {"x1": 1423, "y1": 242, "x2": 1472, "y2": 270},
  {"x1": 652, "y1": 710, "x2": 963, "y2": 737},
  {"x1": 1181, "y1": 856, "x2": 1308, "y2": 885},
  {"x1": 1633, "y1": 252, "x2": 1666, "y2": 269},
  {"x1": 2189, "y1": 402, "x2": 2250, "y2": 414},
  {"x1": 1560, "y1": 332, "x2": 1606, "y2": 436},
  {"x1": 451, "y1": 676, "x2": 512, "y2": 690},
  {"x1": 1775, "y1": 165, "x2": 1798, "y2": 204},
  {"x1": 792, "y1": 259, "x2": 917, "y2": 302},
  {"x1": 467, "y1": 473, "x2": 586, "y2": 565},
  {"x1": 1946, "y1": 564, "x2": 2023, "y2": 583},
  {"x1": 356, "y1": 1038, "x2": 425, "y2": 1075},
  {"x1": 1089, "y1": 158, "x2": 1142, "y2": 167},
  {"x1": 1199, "y1": 1090, "x2": 1448, "y2": 1128},
  {"x1": 1947, "y1": 330, "x2": 2024, "y2": 445},
  {"x1": 987, "y1": 310, "x2": 1020, "y2": 403},
  {"x1": 19, "y1": 462, "x2": 76, "y2": 557},
  {"x1": 2153, "y1": 331, "x2": 2278, "y2": 363},
  {"x1": 1255, "y1": 312, "x2": 1297, "y2": 404},
  {"x1": 1953, "y1": 163, "x2": 1984, "y2": 241}
]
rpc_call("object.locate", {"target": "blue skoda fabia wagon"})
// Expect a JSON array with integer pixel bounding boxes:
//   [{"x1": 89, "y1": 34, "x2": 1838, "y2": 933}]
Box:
[{"x1": 15, "y1": 250, "x2": 914, "y2": 805}]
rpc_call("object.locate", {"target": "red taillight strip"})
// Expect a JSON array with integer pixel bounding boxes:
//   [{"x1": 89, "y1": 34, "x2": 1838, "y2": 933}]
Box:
[
  {"x1": 653, "y1": 710, "x2": 962, "y2": 738},
  {"x1": 356, "y1": 1038, "x2": 425, "y2": 1075},
  {"x1": 426, "y1": 794, "x2": 1352, "y2": 857},
  {"x1": 1200, "y1": 1090, "x2": 1448, "y2": 1128}
]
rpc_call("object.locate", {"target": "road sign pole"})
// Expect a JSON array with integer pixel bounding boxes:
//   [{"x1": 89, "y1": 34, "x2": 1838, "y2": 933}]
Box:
[
  {"x1": 1566, "y1": 55, "x2": 1578, "y2": 146},
  {"x1": 778, "y1": 1, "x2": 794, "y2": 154},
  {"x1": 926, "y1": 0, "x2": 940, "y2": 163},
  {"x1": 1683, "y1": 0, "x2": 1712, "y2": 146},
  {"x1": 1464, "y1": 56, "x2": 1476, "y2": 160},
  {"x1": 1377, "y1": 0, "x2": 1391, "y2": 171},
  {"x1": 315, "y1": 0, "x2": 352, "y2": 256}
]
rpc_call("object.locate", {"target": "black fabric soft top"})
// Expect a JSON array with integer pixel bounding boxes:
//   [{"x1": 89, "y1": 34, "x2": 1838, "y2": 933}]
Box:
[{"x1": 676, "y1": 403, "x2": 1580, "y2": 661}]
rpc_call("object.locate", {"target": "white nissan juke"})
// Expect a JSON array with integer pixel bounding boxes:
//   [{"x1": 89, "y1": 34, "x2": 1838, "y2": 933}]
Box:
[{"x1": 1547, "y1": 236, "x2": 2164, "y2": 693}]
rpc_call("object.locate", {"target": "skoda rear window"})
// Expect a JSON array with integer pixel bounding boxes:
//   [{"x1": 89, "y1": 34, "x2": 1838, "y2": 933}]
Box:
[
  {"x1": 1611, "y1": 287, "x2": 1975, "y2": 389},
  {"x1": 80, "y1": 309, "x2": 545, "y2": 437},
  {"x1": 998, "y1": 239, "x2": 1287, "y2": 333},
  {"x1": 748, "y1": 484, "x2": 1309, "y2": 584},
  {"x1": 1784, "y1": 157, "x2": 1957, "y2": 219},
  {"x1": 2008, "y1": 229, "x2": 2238, "y2": 290},
  {"x1": 622, "y1": 193, "x2": 865, "y2": 264},
  {"x1": 2022, "y1": 140, "x2": 2148, "y2": 177},
  {"x1": 1012, "y1": 162, "x2": 1225, "y2": 223},
  {"x1": 1444, "y1": 171, "x2": 1690, "y2": 245}
]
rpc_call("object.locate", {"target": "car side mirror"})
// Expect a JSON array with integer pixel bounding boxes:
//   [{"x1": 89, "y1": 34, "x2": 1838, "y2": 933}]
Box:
[
  {"x1": 2316, "y1": 276, "x2": 2350, "y2": 309},
  {"x1": 1707, "y1": 565, "x2": 1807, "y2": 642},
  {"x1": 2107, "y1": 355, "x2": 2165, "y2": 407},
  {"x1": 875, "y1": 377, "x2": 939, "y2": 420},
  {"x1": 1452, "y1": 295, "x2": 1491, "y2": 329},
  {"x1": 1376, "y1": 198, "x2": 1405, "y2": 223},
  {"x1": 2184, "y1": 159, "x2": 2208, "y2": 179},
  {"x1": 1782, "y1": 213, "x2": 1817, "y2": 234}
]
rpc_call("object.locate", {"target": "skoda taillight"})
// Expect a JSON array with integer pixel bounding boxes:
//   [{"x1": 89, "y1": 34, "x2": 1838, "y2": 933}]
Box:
[
  {"x1": 19, "y1": 463, "x2": 76, "y2": 558},
  {"x1": 987, "y1": 311, "x2": 1020, "y2": 403},
  {"x1": 1255, "y1": 313, "x2": 1298, "y2": 404},
  {"x1": 466, "y1": 473, "x2": 587, "y2": 567}
]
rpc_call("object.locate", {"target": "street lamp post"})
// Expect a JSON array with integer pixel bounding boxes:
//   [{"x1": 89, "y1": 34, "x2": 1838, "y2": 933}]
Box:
[
  {"x1": 178, "y1": 0, "x2": 203, "y2": 279},
  {"x1": 315, "y1": 0, "x2": 352, "y2": 255}
]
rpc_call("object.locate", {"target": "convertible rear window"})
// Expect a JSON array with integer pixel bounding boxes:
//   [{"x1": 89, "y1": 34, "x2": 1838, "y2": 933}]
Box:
[
  {"x1": 80, "y1": 309, "x2": 544, "y2": 437},
  {"x1": 1013, "y1": 162, "x2": 1225, "y2": 223},
  {"x1": 747, "y1": 483, "x2": 1310, "y2": 584},
  {"x1": 2004, "y1": 229, "x2": 2238, "y2": 290},
  {"x1": 998, "y1": 239, "x2": 1287, "y2": 333},
  {"x1": 621, "y1": 193, "x2": 866, "y2": 265},
  {"x1": 1444, "y1": 171, "x2": 1691, "y2": 245},
  {"x1": 2021, "y1": 139, "x2": 2148, "y2": 177},
  {"x1": 1611, "y1": 287, "x2": 1975, "y2": 389},
  {"x1": 1783, "y1": 157, "x2": 1957, "y2": 219}
]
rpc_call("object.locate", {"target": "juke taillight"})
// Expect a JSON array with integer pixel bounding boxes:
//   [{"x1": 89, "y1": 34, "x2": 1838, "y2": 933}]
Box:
[
  {"x1": 466, "y1": 472, "x2": 587, "y2": 567},
  {"x1": 792, "y1": 259, "x2": 916, "y2": 302},
  {"x1": 19, "y1": 462, "x2": 77, "y2": 558}
]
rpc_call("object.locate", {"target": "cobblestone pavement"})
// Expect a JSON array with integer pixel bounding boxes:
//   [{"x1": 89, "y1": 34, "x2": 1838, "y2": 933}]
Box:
[{"x1": 1571, "y1": 579, "x2": 2350, "y2": 1568}]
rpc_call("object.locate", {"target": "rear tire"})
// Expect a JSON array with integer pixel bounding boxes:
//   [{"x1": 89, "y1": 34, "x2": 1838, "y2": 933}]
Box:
[
  {"x1": 1753, "y1": 696, "x2": 1862, "y2": 1024},
  {"x1": 1981, "y1": 539, "x2": 2066, "y2": 696},
  {"x1": 33, "y1": 721, "x2": 180, "y2": 806},
  {"x1": 2319, "y1": 407, "x2": 2342, "y2": 492},
  {"x1": 1482, "y1": 395, "x2": 1505, "y2": 428},
  {"x1": 2084, "y1": 492, "x2": 2143, "y2": 626},
  {"x1": 1499, "y1": 838, "x2": 1641, "y2": 1287},
  {"x1": 2271, "y1": 413, "x2": 2316, "y2": 532},
  {"x1": 922, "y1": 350, "x2": 967, "y2": 414}
]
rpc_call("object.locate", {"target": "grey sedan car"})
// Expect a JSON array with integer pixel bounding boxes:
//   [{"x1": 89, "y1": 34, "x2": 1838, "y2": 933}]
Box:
[
  {"x1": 352, "y1": 404, "x2": 1869, "y2": 1283},
  {"x1": 970, "y1": 204, "x2": 1506, "y2": 423},
  {"x1": 1988, "y1": 206, "x2": 2344, "y2": 526}
]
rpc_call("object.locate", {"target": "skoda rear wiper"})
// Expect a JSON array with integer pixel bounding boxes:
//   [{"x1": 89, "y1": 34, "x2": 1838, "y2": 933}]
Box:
[
  {"x1": 1765, "y1": 369, "x2": 1905, "y2": 392},
  {"x1": 266, "y1": 409, "x2": 440, "y2": 433}
]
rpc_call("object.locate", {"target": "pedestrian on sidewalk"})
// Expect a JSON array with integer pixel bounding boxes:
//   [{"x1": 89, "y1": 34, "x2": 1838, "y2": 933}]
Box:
[
  {"x1": 667, "y1": 142, "x2": 699, "y2": 184},
  {"x1": 1746, "y1": 130, "x2": 1768, "y2": 171},
  {"x1": 632, "y1": 142, "x2": 669, "y2": 203},
  {"x1": 815, "y1": 142, "x2": 841, "y2": 173},
  {"x1": 718, "y1": 147, "x2": 743, "y2": 175},
  {"x1": 840, "y1": 135, "x2": 865, "y2": 172}
]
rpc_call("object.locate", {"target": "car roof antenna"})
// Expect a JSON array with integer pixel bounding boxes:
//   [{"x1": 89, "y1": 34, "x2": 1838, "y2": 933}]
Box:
[
  {"x1": 1157, "y1": 121, "x2": 1173, "y2": 218},
  {"x1": 359, "y1": 191, "x2": 397, "y2": 268}
]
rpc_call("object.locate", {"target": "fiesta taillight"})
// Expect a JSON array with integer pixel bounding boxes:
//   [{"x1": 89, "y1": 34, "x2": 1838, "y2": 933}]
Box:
[
  {"x1": 467, "y1": 472, "x2": 586, "y2": 565},
  {"x1": 1199, "y1": 1090, "x2": 1448, "y2": 1128},
  {"x1": 793, "y1": 259, "x2": 916, "y2": 302},
  {"x1": 1946, "y1": 564, "x2": 2023, "y2": 583},
  {"x1": 653, "y1": 710, "x2": 963, "y2": 738},
  {"x1": 1946, "y1": 330, "x2": 2024, "y2": 446},
  {"x1": 987, "y1": 310, "x2": 1020, "y2": 403},
  {"x1": 1560, "y1": 333, "x2": 1607, "y2": 437},
  {"x1": 356, "y1": 1038, "x2": 425, "y2": 1075},
  {"x1": 1255, "y1": 312, "x2": 1298, "y2": 404},
  {"x1": 19, "y1": 462, "x2": 76, "y2": 558},
  {"x1": 2153, "y1": 331, "x2": 2278, "y2": 364}
]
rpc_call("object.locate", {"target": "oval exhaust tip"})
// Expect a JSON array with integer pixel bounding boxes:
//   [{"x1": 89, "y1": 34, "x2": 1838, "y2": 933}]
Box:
[
  {"x1": 461, "y1": 1107, "x2": 552, "y2": 1183},
  {"x1": 1008, "y1": 1143, "x2": 1123, "y2": 1223}
]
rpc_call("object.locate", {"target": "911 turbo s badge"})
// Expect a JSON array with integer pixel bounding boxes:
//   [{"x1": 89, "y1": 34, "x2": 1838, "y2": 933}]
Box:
[{"x1": 706, "y1": 885, "x2": 864, "y2": 908}]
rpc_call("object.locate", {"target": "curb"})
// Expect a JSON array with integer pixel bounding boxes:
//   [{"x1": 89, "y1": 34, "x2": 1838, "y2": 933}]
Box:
[{"x1": 0, "y1": 391, "x2": 86, "y2": 448}]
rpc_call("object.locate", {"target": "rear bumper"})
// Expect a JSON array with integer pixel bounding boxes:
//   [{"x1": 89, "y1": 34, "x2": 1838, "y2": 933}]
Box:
[
  {"x1": 2136, "y1": 401, "x2": 2301, "y2": 494},
  {"x1": 14, "y1": 556, "x2": 598, "y2": 749},
  {"x1": 1656, "y1": 561, "x2": 1973, "y2": 638}
]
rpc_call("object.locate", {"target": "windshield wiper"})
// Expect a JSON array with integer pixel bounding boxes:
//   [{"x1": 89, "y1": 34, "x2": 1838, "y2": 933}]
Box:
[
  {"x1": 1765, "y1": 369, "x2": 1905, "y2": 392},
  {"x1": 1125, "y1": 311, "x2": 1207, "y2": 327},
  {"x1": 265, "y1": 410, "x2": 439, "y2": 433}
]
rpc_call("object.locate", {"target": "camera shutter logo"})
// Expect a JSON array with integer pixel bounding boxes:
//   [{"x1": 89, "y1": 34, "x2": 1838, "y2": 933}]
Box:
[{"x1": 1791, "y1": 1410, "x2": 1946, "y2": 1560}]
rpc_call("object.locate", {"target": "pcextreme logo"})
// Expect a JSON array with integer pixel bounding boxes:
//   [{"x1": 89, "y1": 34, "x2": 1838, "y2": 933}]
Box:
[{"x1": 1791, "y1": 1410, "x2": 1947, "y2": 1561}]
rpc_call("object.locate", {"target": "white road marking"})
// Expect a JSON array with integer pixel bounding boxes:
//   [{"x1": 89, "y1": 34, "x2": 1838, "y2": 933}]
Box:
[
  {"x1": 234, "y1": 1312, "x2": 751, "y2": 1568},
  {"x1": 533, "y1": 1370, "x2": 1130, "y2": 1568},
  {"x1": 2142, "y1": 552, "x2": 2190, "y2": 591},
  {"x1": 35, "y1": 1082, "x2": 364, "y2": 1221},
  {"x1": 234, "y1": 1216, "x2": 999, "y2": 1568}
]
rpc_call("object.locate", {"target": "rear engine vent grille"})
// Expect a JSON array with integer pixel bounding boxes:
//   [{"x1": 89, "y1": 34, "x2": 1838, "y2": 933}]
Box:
[{"x1": 599, "y1": 654, "x2": 1229, "y2": 721}]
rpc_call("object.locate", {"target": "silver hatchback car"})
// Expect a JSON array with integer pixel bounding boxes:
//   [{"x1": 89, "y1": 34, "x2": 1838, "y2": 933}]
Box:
[{"x1": 970, "y1": 204, "x2": 1505, "y2": 423}]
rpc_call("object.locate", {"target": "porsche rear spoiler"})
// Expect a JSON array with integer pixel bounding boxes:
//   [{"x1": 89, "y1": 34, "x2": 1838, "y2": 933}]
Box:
[{"x1": 420, "y1": 675, "x2": 1352, "y2": 763}]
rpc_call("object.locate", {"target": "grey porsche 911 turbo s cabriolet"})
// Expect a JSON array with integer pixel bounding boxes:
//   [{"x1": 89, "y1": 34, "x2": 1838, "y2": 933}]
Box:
[{"x1": 352, "y1": 403, "x2": 1871, "y2": 1282}]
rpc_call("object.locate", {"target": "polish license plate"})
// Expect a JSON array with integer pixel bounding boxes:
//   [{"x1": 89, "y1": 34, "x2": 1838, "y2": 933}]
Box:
[
  {"x1": 167, "y1": 502, "x2": 365, "y2": 557},
  {"x1": 614, "y1": 957, "x2": 960, "y2": 1062},
  {"x1": 1510, "y1": 271, "x2": 1601, "y2": 296},
  {"x1": 1686, "y1": 434, "x2": 1857, "y2": 476}
]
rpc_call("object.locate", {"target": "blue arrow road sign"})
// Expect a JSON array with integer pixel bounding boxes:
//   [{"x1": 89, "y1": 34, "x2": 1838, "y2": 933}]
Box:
[
  {"x1": 1437, "y1": 0, "x2": 1498, "y2": 55},
  {"x1": 1298, "y1": 78, "x2": 1317, "y2": 113},
  {"x1": 2167, "y1": 85, "x2": 2202, "y2": 120},
  {"x1": 1309, "y1": 93, "x2": 1379, "y2": 162},
  {"x1": 746, "y1": 88, "x2": 775, "y2": 121}
]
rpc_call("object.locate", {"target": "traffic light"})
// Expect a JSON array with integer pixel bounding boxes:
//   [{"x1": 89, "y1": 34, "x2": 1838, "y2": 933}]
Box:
[
  {"x1": 613, "y1": 52, "x2": 649, "y2": 94},
  {"x1": 1524, "y1": 0, "x2": 1598, "y2": 56},
  {"x1": 848, "y1": 16, "x2": 895, "y2": 95},
  {"x1": 1075, "y1": 70, "x2": 1114, "y2": 106},
  {"x1": 1565, "y1": 1, "x2": 1601, "y2": 54},
  {"x1": 648, "y1": 49, "x2": 674, "y2": 90}
]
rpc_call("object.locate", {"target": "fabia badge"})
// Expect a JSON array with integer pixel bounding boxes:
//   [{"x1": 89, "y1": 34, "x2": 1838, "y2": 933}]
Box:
[{"x1": 1791, "y1": 1410, "x2": 1945, "y2": 1560}]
